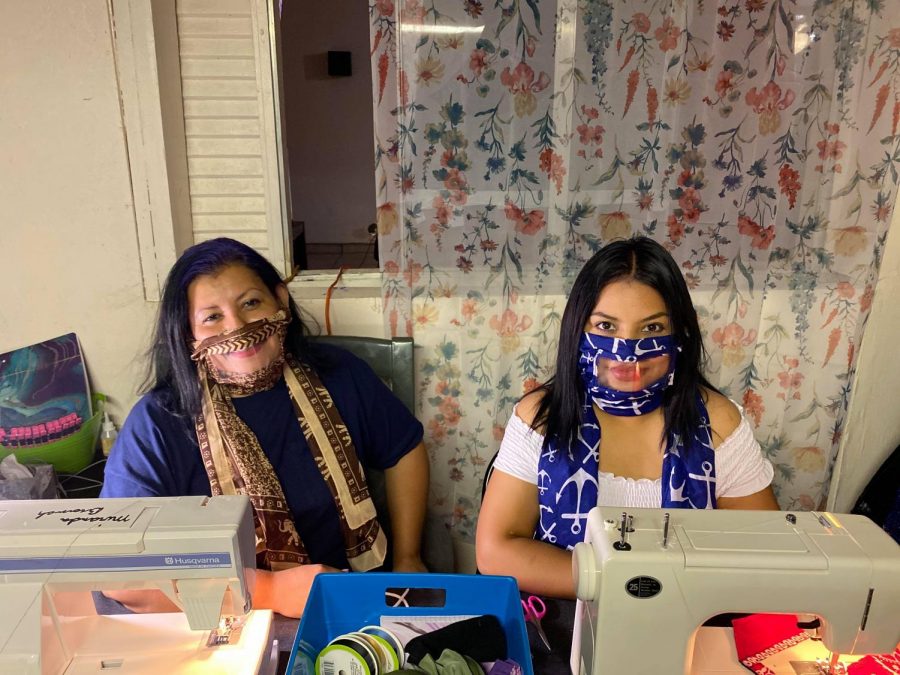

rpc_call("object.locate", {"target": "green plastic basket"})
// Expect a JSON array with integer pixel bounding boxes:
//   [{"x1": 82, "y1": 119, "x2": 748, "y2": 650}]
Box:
[{"x1": 0, "y1": 393, "x2": 106, "y2": 475}]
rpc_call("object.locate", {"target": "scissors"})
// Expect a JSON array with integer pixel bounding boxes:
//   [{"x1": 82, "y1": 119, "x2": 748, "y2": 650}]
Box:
[{"x1": 521, "y1": 595, "x2": 551, "y2": 652}]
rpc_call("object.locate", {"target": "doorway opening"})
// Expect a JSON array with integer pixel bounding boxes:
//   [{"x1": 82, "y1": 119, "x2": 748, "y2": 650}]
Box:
[{"x1": 280, "y1": 1, "x2": 378, "y2": 271}]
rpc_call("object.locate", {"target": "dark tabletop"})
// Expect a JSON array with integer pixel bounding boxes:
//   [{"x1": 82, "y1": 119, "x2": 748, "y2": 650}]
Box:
[
  {"x1": 274, "y1": 615, "x2": 300, "y2": 674},
  {"x1": 525, "y1": 596, "x2": 576, "y2": 675}
]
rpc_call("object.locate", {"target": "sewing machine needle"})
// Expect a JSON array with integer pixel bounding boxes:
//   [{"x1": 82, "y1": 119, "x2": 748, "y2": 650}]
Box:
[{"x1": 827, "y1": 652, "x2": 840, "y2": 674}]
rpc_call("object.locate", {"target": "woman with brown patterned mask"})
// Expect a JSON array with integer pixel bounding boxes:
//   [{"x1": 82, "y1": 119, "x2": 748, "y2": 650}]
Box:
[{"x1": 99, "y1": 238, "x2": 430, "y2": 619}]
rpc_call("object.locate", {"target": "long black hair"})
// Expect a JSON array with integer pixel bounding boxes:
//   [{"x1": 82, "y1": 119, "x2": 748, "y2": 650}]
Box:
[
  {"x1": 533, "y1": 236, "x2": 716, "y2": 450},
  {"x1": 144, "y1": 237, "x2": 315, "y2": 418}
]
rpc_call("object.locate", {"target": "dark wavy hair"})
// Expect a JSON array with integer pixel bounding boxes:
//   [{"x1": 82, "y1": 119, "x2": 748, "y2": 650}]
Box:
[
  {"x1": 144, "y1": 237, "x2": 316, "y2": 419},
  {"x1": 533, "y1": 236, "x2": 717, "y2": 450}
]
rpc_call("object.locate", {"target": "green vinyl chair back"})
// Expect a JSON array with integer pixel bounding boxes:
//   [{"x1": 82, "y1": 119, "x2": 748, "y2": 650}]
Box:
[{"x1": 307, "y1": 335, "x2": 415, "y2": 413}]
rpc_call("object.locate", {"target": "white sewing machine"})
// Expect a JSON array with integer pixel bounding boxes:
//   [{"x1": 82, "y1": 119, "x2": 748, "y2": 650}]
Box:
[
  {"x1": 572, "y1": 507, "x2": 900, "y2": 674},
  {"x1": 0, "y1": 496, "x2": 275, "y2": 675}
]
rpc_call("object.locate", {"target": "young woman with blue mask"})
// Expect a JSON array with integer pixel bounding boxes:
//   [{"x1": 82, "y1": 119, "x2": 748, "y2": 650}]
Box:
[{"x1": 476, "y1": 237, "x2": 778, "y2": 598}]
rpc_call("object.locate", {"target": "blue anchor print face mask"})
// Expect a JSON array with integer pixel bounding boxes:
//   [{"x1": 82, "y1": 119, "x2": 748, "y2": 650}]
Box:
[{"x1": 578, "y1": 332, "x2": 680, "y2": 416}]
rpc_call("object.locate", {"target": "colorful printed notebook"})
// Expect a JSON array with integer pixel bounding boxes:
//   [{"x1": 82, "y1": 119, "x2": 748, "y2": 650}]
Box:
[{"x1": 0, "y1": 333, "x2": 91, "y2": 448}]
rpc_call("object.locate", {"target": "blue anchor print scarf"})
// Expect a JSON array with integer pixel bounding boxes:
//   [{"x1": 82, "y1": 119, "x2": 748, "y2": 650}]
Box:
[{"x1": 535, "y1": 334, "x2": 716, "y2": 550}]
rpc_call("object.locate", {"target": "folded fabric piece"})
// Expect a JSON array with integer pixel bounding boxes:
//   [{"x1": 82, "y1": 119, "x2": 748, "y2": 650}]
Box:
[
  {"x1": 417, "y1": 649, "x2": 485, "y2": 675},
  {"x1": 847, "y1": 646, "x2": 900, "y2": 673},
  {"x1": 406, "y1": 615, "x2": 507, "y2": 665},
  {"x1": 385, "y1": 649, "x2": 484, "y2": 675},
  {"x1": 488, "y1": 658, "x2": 523, "y2": 675}
]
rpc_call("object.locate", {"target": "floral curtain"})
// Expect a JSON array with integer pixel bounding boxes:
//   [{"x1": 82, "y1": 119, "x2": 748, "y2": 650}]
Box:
[{"x1": 369, "y1": 0, "x2": 900, "y2": 542}]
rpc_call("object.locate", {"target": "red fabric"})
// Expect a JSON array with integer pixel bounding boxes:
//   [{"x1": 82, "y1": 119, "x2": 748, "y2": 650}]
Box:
[
  {"x1": 848, "y1": 646, "x2": 900, "y2": 673},
  {"x1": 732, "y1": 613, "x2": 809, "y2": 673},
  {"x1": 732, "y1": 613, "x2": 900, "y2": 674}
]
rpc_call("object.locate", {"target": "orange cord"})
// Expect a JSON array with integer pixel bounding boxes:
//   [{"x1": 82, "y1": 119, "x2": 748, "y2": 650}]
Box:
[{"x1": 324, "y1": 266, "x2": 347, "y2": 335}]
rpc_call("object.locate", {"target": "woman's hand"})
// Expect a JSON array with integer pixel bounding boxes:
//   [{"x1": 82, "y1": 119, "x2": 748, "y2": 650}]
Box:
[{"x1": 251, "y1": 564, "x2": 341, "y2": 618}]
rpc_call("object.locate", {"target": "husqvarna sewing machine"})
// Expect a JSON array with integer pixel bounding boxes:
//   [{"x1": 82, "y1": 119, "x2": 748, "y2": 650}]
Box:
[
  {"x1": 0, "y1": 495, "x2": 274, "y2": 674},
  {"x1": 572, "y1": 507, "x2": 900, "y2": 674}
]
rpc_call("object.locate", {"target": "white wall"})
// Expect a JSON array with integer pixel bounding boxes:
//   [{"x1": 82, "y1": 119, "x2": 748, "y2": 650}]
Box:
[
  {"x1": 0, "y1": 0, "x2": 157, "y2": 420},
  {"x1": 829, "y1": 197, "x2": 900, "y2": 512},
  {"x1": 281, "y1": 0, "x2": 376, "y2": 244}
]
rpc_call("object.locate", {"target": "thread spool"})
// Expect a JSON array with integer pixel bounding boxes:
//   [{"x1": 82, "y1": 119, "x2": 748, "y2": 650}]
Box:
[
  {"x1": 348, "y1": 631, "x2": 397, "y2": 672},
  {"x1": 359, "y1": 626, "x2": 404, "y2": 668},
  {"x1": 317, "y1": 635, "x2": 379, "y2": 675},
  {"x1": 292, "y1": 639, "x2": 317, "y2": 675}
]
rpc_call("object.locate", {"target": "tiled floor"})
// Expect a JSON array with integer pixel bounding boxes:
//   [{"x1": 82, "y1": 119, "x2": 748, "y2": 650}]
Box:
[{"x1": 303, "y1": 242, "x2": 378, "y2": 270}]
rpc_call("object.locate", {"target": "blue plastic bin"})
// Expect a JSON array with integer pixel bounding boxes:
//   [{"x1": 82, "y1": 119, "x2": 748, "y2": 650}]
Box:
[{"x1": 285, "y1": 572, "x2": 534, "y2": 675}]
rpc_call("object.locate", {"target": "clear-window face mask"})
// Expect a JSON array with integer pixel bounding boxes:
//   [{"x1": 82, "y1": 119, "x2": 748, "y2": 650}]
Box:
[
  {"x1": 590, "y1": 342, "x2": 672, "y2": 392},
  {"x1": 578, "y1": 333, "x2": 680, "y2": 416}
]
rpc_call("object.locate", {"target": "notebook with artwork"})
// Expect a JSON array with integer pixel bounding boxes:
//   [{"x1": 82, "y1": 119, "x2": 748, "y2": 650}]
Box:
[{"x1": 0, "y1": 333, "x2": 91, "y2": 448}]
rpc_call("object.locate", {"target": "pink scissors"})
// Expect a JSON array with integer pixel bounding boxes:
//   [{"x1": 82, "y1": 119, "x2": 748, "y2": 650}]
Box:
[{"x1": 522, "y1": 595, "x2": 551, "y2": 652}]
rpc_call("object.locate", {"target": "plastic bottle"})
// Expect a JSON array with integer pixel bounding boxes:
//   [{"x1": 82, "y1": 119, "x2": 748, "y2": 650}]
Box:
[{"x1": 100, "y1": 410, "x2": 118, "y2": 456}]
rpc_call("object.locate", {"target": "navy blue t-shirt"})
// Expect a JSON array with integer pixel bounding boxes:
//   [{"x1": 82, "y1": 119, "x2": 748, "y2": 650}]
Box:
[{"x1": 101, "y1": 346, "x2": 423, "y2": 569}]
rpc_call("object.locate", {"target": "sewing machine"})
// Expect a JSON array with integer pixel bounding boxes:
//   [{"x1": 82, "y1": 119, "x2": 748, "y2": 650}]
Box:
[
  {"x1": 572, "y1": 507, "x2": 900, "y2": 674},
  {"x1": 0, "y1": 495, "x2": 275, "y2": 674}
]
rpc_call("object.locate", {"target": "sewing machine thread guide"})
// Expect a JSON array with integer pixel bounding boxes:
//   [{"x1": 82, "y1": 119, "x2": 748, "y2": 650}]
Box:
[{"x1": 662, "y1": 512, "x2": 671, "y2": 548}]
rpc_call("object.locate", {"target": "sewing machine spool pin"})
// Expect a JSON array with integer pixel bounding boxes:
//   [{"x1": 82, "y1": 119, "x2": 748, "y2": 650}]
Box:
[{"x1": 613, "y1": 511, "x2": 632, "y2": 551}]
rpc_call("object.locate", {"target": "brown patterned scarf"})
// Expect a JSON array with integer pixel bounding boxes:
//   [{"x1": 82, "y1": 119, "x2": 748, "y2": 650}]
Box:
[{"x1": 191, "y1": 312, "x2": 387, "y2": 571}]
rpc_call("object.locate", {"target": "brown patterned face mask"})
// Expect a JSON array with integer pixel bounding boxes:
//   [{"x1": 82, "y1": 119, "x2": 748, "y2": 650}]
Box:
[{"x1": 191, "y1": 310, "x2": 290, "y2": 392}]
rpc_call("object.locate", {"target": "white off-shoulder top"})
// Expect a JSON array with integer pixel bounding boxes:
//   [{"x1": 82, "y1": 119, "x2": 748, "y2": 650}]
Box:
[{"x1": 493, "y1": 404, "x2": 774, "y2": 506}]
